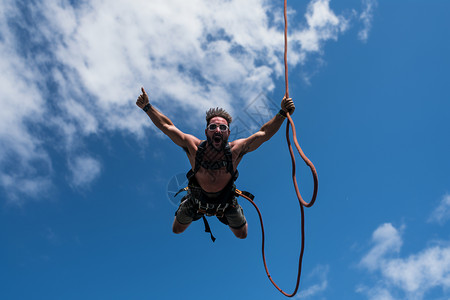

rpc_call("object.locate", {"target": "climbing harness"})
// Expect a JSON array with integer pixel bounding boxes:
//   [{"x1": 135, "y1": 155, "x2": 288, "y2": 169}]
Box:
[
  {"x1": 175, "y1": 184, "x2": 254, "y2": 243},
  {"x1": 175, "y1": 140, "x2": 245, "y2": 242}
]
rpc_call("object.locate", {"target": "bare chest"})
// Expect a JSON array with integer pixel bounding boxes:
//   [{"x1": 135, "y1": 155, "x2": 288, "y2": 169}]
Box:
[
  {"x1": 195, "y1": 167, "x2": 232, "y2": 192},
  {"x1": 192, "y1": 144, "x2": 234, "y2": 192}
]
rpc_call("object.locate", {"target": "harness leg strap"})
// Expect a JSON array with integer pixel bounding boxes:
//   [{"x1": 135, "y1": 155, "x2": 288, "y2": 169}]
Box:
[{"x1": 202, "y1": 216, "x2": 216, "y2": 242}]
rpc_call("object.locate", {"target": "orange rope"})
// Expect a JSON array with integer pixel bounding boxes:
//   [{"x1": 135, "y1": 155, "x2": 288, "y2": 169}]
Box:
[
  {"x1": 285, "y1": 113, "x2": 319, "y2": 207},
  {"x1": 238, "y1": 1, "x2": 319, "y2": 297},
  {"x1": 284, "y1": 0, "x2": 318, "y2": 208},
  {"x1": 284, "y1": 0, "x2": 290, "y2": 100},
  {"x1": 237, "y1": 190, "x2": 306, "y2": 297}
]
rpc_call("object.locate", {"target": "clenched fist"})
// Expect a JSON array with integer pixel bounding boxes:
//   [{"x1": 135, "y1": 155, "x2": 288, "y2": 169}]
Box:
[{"x1": 281, "y1": 95, "x2": 295, "y2": 115}]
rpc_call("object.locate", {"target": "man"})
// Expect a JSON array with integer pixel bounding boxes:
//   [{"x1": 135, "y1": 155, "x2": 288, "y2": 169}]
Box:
[{"x1": 136, "y1": 88, "x2": 295, "y2": 239}]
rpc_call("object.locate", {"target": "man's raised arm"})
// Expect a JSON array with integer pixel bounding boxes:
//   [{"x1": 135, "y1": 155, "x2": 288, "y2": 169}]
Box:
[
  {"x1": 233, "y1": 96, "x2": 295, "y2": 155},
  {"x1": 136, "y1": 87, "x2": 199, "y2": 149}
]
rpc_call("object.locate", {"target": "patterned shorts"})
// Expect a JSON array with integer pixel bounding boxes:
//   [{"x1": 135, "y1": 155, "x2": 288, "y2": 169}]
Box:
[{"x1": 175, "y1": 194, "x2": 247, "y2": 229}]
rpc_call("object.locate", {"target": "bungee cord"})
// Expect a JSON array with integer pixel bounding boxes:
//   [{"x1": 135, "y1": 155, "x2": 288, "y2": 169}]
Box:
[{"x1": 236, "y1": 0, "x2": 319, "y2": 297}]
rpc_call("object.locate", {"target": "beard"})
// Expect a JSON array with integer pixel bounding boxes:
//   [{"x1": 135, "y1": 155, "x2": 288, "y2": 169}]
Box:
[{"x1": 207, "y1": 132, "x2": 227, "y2": 151}]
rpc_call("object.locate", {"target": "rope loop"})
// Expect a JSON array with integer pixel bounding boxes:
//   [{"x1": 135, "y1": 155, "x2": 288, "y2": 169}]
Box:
[{"x1": 243, "y1": 0, "x2": 319, "y2": 297}]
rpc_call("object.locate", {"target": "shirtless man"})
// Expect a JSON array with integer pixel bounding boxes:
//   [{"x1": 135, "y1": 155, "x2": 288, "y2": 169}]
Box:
[{"x1": 136, "y1": 88, "x2": 295, "y2": 239}]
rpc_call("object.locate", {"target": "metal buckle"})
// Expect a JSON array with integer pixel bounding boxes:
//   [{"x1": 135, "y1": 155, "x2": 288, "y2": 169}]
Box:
[
  {"x1": 197, "y1": 202, "x2": 229, "y2": 217},
  {"x1": 215, "y1": 203, "x2": 229, "y2": 218},
  {"x1": 198, "y1": 202, "x2": 215, "y2": 216},
  {"x1": 205, "y1": 203, "x2": 215, "y2": 216}
]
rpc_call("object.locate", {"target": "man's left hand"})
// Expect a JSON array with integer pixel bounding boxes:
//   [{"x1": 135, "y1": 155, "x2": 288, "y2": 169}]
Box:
[{"x1": 281, "y1": 96, "x2": 295, "y2": 115}]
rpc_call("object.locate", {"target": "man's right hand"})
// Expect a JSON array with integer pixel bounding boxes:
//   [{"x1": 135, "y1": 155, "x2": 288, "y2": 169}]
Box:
[{"x1": 136, "y1": 87, "x2": 150, "y2": 109}]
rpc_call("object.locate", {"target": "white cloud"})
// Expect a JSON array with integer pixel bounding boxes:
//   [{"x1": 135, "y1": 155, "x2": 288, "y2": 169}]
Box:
[
  {"x1": 384, "y1": 246, "x2": 450, "y2": 294},
  {"x1": 360, "y1": 223, "x2": 403, "y2": 271},
  {"x1": 291, "y1": 0, "x2": 349, "y2": 65},
  {"x1": 296, "y1": 264, "x2": 329, "y2": 299},
  {"x1": 0, "y1": 174, "x2": 52, "y2": 206},
  {"x1": 0, "y1": 0, "x2": 371, "y2": 204},
  {"x1": 0, "y1": 0, "x2": 53, "y2": 202},
  {"x1": 428, "y1": 194, "x2": 450, "y2": 225},
  {"x1": 298, "y1": 0, "x2": 346, "y2": 51},
  {"x1": 356, "y1": 285, "x2": 395, "y2": 300},
  {"x1": 359, "y1": 223, "x2": 450, "y2": 300},
  {"x1": 68, "y1": 156, "x2": 102, "y2": 188},
  {"x1": 358, "y1": 0, "x2": 377, "y2": 42}
]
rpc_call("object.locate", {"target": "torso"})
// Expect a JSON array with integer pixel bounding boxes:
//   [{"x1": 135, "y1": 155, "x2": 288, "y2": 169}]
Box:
[{"x1": 186, "y1": 140, "x2": 243, "y2": 193}]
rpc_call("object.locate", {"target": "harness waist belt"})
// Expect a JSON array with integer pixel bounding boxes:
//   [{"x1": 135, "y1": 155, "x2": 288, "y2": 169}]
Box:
[{"x1": 194, "y1": 198, "x2": 230, "y2": 217}]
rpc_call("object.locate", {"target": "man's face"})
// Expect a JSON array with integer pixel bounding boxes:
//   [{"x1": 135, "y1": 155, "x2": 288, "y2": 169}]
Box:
[{"x1": 205, "y1": 116, "x2": 230, "y2": 150}]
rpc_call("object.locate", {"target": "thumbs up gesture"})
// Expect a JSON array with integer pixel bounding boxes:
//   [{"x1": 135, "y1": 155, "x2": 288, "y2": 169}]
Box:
[{"x1": 136, "y1": 87, "x2": 150, "y2": 109}]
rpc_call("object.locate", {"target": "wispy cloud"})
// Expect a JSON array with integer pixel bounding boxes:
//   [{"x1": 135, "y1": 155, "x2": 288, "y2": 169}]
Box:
[
  {"x1": 428, "y1": 193, "x2": 450, "y2": 225},
  {"x1": 0, "y1": 0, "x2": 373, "y2": 204},
  {"x1": 358, "y1": 223, "x2": 450, "y2": 300},
  {"x1": 296, "y1": 264, "x2": 329, "y2": 299},
  {"x1": 356, "y1": 285, "x2": 395, "y2": 300},
  {"x1": 0, "y1": 174, "x2": 52, "y2": 206},
  {"x1": 360, "y1": 223, "x2": 403, "y2": 271},
  {"x1": 293, "y1": 0, "x2": 349, "y2": 54},
  {"x1": 42, "y1": 227, "x2": 59, "y2": 245},
  {"x1": 68, "y1": 156, "x2": 102, "y2": 188},
  {"x1": 358, "y1": 0, "x2": 377, "y2": 43}
]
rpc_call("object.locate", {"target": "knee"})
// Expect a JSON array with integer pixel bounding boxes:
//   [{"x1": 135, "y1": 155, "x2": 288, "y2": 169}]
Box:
[
  {"x1": 236, "y1": 231, "x2": 247, "y2": 239},
  {"x1": 172, "y1": 227, "x2": 183, "y2": 234},
  {"x1": 172, "y1": 218, "x2": 190, "y2": 234},
  {"x1": 172, "y1": 224, "x2": 185, "y2": 234},
  {"x1": 233, "y1": 223, "x2": 248, "y2": 239}
]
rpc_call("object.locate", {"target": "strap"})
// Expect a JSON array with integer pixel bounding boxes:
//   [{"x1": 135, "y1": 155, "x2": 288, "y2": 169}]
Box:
[
  {"x1": 187, "y1": 141, "x2": 207, "y2": 180},
  {"x1": 224, "y1": 143, "x2": 238, "y2": 180},
  {"x1": 174, "y1": 187, "x2": 188, "y2": 198},
  {"x1": 202, "y1": 215, "x2": 216, "y2": 242},
  {"x1": 278, "y1": 109, "x2": 287, "y2": 118},
  {"x1": 235, "y1": 188, "x2": 255, "y2": 200},
  {"x1": 194, "y1": 141, "x2": 207, "y2": 174},
  {"x1": 200, "y1": 160, "x2": 227, "y2": 170},
  {"x1": 187, "y1": 141, "x2": 239, "y2": 181},
  {"x1": 143, "y1": 103, "x2": 152, "y2": 112}
]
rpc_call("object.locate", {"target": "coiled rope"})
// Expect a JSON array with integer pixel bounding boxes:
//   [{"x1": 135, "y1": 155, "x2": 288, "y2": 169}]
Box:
[{"x1": 237, "y1": 0, "x2": 319, "y2": 297}]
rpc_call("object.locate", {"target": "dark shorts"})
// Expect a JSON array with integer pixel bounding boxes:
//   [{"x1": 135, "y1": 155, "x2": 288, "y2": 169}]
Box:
[{"x1": 175, "y1": 194, "x2": 247, "y2": 229}]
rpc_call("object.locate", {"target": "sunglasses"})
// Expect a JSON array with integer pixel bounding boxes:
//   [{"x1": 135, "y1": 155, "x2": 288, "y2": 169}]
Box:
[{"x1": 207, "y1": 123, "x2": 229, "y2": 132}]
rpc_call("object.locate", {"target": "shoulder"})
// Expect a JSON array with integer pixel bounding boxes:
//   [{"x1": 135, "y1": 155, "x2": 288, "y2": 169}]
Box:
[
  {"x1": 230, "y1": 139, "x2": 249, "y2": 158},
  {"x1": 229, "y1": 139, "x2": 243, "y2": 149},
  {"x1": 183, "y1": 135, "x2": 202, "y2": 155},
  {"x1": 191, "y1": 134, "x2": 202, "y2": 143},
  {"x1": 183, "y1": 134, "x2": 202, "y2": 146},
  {"x1": 230, "y1": 130, "x2": 266, "y2": 155}
]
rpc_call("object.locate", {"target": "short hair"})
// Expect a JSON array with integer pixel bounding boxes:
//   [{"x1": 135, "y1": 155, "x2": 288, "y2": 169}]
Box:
[{"x1": 205, "y1": 107, "x2": 232, "y2": 125}]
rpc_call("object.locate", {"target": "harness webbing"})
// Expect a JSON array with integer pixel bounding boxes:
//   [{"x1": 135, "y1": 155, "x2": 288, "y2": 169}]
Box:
[
  {"x1": 187, "y1": 141, "x2": 238, "y2": 182},
  {"x1": 241, "y1": 1, "x2": 319, "y2": 297},
  {"x1": 202, "y1": 215, "x2": 216, "y2": 242},
  {"x1": 178, "y1": 141, "x2": 239, "y2": 242}
]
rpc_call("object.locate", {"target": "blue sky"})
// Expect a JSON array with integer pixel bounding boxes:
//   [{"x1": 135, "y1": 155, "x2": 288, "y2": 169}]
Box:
[{"x1": 1, "y1": 0, "x2": 450, "y2": 299}]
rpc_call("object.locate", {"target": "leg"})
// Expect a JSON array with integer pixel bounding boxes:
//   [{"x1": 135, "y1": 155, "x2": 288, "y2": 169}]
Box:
[
  {"x1": 224, "y1": 201, "x2": 248, "y2": 239},
  {"x1": 172, "y1": 217, "x2": 191, "y2": 234},
  {"x1": 230, "y1": 222, "x2": 248, "y2": 239},
  {"x1": 173, "y1": 196, "x2": 196, "y2": 234}
]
